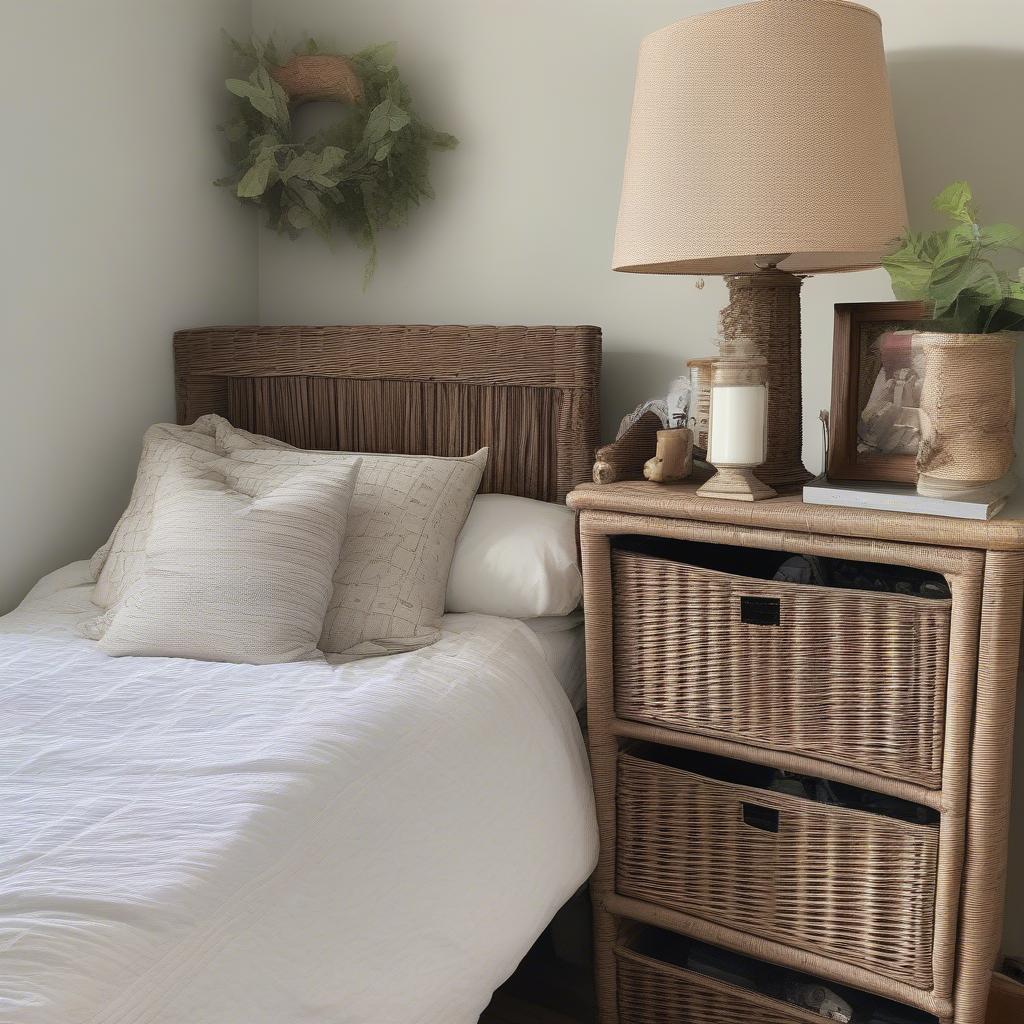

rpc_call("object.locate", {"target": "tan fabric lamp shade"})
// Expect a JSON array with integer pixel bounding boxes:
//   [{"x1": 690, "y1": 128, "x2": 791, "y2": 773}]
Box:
[
  {"x1": 611, "y1": 0, "x2": 908, "y2": 497},
  {"x1": 613, "y1": 0, "x2": 908, "y2": 275}
]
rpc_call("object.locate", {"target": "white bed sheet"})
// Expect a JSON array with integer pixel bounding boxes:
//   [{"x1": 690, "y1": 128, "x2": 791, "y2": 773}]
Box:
[
  {"x1": 523, "y1": 613, "x2": 586, "y2": 713},
  {"x1": 0, "y1": 563, "x2": 598, "y2": 1024},
  {"x1": 7, "y1": 563, "x2": 589, "y2": 711}
]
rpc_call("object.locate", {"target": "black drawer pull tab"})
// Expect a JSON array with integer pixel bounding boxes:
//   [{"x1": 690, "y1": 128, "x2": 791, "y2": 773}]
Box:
[
  {"x1": 742, "y1": 802, "x2": 780, "y2": 833},
  {"x1": 740, "y1": 595, "x2": 780, "y2": 626}
]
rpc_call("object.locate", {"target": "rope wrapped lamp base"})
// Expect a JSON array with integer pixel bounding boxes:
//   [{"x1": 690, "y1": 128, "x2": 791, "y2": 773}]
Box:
[{"x1": 720, "y1": 268, "x2": 812, "y2": 492}]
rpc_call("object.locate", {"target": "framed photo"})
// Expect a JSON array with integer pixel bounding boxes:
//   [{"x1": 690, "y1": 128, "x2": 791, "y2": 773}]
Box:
[{"x1": 828, "y1": 301, "x2": 936, "y2": 484}]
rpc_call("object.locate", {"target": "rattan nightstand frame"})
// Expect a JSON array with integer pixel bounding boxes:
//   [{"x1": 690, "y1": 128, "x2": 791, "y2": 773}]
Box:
[{"x1": 569, "y1": 483, "x2": 1024, "y2": 1024}]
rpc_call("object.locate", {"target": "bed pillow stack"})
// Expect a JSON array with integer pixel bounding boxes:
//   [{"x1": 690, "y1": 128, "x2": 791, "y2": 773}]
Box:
[
  {"x1": 215, "y1": 420, "x2": 488, "y2": 657},
  {"x1": 87, "y1": 416, "x2": 487, "y2": 663}
]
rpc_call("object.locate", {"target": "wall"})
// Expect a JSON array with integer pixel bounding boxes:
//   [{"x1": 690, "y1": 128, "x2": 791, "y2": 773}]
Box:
[
  {"x1": 0, "y1": 0, "x2": 258, "y2": 613},
  {"x1": 252, "y1": 0, "x2": 1024, "y2": 449},
  {"x1": 253, "y1": 0, "x2": 1024, "y2": 954}
]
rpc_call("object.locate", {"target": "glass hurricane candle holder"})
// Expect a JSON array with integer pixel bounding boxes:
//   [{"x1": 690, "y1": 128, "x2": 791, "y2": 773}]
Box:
[{"x1": 696, "y1": 339, "x2": 776, "y2": 502}]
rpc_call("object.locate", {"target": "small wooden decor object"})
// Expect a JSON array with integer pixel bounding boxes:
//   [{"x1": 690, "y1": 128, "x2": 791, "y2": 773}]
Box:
[
  {"x1": 643, "y1": 427, "x2": 693, "y2": 483},
  {"x1": 593, "y1": 412, "x2": 662, "y2": 485}
]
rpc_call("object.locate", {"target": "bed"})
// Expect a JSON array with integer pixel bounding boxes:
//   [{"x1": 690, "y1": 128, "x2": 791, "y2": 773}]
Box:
[{"x1": 0, "y1": 325, "x2": 602, "y2": 1024}]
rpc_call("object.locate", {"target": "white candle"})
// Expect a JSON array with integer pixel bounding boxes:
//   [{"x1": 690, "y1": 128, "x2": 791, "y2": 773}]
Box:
[{"x1": 708, "y1": 385, "x2": 767, "y2": 465}]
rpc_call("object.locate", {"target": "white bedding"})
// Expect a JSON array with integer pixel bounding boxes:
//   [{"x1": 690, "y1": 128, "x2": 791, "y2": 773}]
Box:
[
  {"x1": 524, "y1": 614, "x2": 587, "y2": 714},
  {"x1": 0, "y1": 564, "x2": 598, "y2": 1024}
]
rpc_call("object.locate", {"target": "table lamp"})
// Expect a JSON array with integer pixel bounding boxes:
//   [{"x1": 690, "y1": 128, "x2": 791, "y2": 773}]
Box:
[{"x1": 613, "y1": 0, "x2": 908, "y2": 498}]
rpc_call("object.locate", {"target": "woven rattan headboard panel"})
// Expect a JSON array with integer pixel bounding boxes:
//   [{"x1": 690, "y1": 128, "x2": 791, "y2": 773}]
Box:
[{"x1": 173, "y1": 324, "x2": 601, "y2": 503}]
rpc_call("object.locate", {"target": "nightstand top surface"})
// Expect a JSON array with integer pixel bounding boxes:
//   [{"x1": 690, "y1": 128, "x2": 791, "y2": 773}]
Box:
[{"x1": 568, "y1": 479, "x2": 1024, "y2": 552}]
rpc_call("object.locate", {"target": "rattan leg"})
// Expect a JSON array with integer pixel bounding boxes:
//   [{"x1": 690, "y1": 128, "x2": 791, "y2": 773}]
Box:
[
  {"x1": 932, "y1": 567, "x2": 984, "y2": 999},
  {"x1": 953, "y1": 551, "x2": 1024, "y2": 1023},
  {"x1": 581, "y1": 525, "x2": 620, "y2": 1024}
]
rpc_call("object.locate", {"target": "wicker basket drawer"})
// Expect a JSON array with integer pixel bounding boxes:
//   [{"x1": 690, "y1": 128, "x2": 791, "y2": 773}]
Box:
[
  {"x1": 616, "y1": 750, "x2": 939, "y2": 989},
  {"x1": 611, "y1": 548, "x2": 952, "y2": 787},
  {"x1": 616, "y1": 944, "x2": 824, "y2": 1024}
]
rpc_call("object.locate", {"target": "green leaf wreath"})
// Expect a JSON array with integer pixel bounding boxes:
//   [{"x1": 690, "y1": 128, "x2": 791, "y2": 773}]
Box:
[{"x1": 215, "y1": 36, "x2": 457, "y2": 279}]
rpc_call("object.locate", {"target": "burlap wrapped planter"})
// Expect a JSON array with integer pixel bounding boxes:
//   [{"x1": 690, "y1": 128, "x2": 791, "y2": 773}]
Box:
[{"x1": 916, "y1": 332, "x2": 1019, "y2": 502}]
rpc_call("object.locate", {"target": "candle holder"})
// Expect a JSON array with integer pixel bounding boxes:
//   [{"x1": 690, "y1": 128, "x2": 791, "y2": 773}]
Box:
[{"x1": 696, "y1": 335, "x2": 776, "y2": 502}]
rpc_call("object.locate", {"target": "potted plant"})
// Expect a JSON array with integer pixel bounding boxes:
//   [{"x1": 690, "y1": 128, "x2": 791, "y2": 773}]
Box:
[{"x1": 882, "y1": 182, "x2": 1024, "y2": 501}]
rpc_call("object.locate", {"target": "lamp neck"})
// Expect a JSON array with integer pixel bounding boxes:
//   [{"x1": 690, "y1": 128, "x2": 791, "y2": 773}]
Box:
[
  {"x1": 725, "y1": 267, "x2": 804, "y2": 290},
  {"x1": 753, "y1": 253, "x2": 790, "y2": 271}
]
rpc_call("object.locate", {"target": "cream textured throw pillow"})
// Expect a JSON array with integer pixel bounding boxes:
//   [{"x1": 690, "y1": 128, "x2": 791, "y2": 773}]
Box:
[
  {"x1": 99, "y1": 454, "x2": 362, "y2": 665},
  {"x1": 216, "y1": 422, "x2": 488, "y2": 658},
  {"x1": 90, "y1": 416, "x2": 225, "y2": 606}
]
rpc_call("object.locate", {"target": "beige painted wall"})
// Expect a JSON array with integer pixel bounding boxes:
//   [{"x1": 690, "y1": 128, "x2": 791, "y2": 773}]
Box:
[
  {"x1": 253, "y1": 0, "x2": 1024, "y2": 954},
  {"x1": 0, "y1": 0, "x2": 258, "y2": 613}
]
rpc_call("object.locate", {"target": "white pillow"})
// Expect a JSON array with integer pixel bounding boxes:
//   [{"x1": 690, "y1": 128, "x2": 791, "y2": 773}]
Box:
[
  {"x1": 215, "y1": 421, "x2": 488, "y2": 658},
  {"x1": 90, "y1": 416, "x2": 225, "y2": 606},
  {"x1": 445, "y1": 494, "x2": 582, "y2": 618},
  {"x1": 98, "y1": 453, "x2": 362, "y2": 665}
]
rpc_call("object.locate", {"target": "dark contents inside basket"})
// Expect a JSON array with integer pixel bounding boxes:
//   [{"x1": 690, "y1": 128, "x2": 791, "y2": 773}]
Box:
[
  {"x1": 623, "y1": 924, "x2": 939, "y2": 1023},
  {"x1": 613, "y1": 535, "x2": 951, "y2": 600},
  {"x1": 624, "y1": 743, "x2": 940, "y2": 827}
]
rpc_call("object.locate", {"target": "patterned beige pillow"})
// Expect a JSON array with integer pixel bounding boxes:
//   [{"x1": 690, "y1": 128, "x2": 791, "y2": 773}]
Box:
[
  {"x1": 90, "y1": 416, "x2": 226, "y2": 606},
  {"x1": 321, "y1": 449, "x2": 488, "y2": 657},
  {"x1": 98, "y1": 453, "x2": 362, "y2": 665},
  {"x1": 217, "y1": 423, "x2": 488, "y2": 658}
]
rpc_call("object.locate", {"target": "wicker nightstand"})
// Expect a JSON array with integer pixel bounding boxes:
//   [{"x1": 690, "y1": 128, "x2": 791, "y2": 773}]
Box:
[{"x1": 567, "y1": 479, "x2": 1024, "y2": 1024}]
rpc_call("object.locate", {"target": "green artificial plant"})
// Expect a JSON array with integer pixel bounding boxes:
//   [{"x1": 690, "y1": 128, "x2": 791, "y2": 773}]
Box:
[
  {"x1": 882, "y1": 181, "x2": 1024, "y2": 334},
  {"x1": 215, "y1": 36, "x2": 457, "y2": 281}
]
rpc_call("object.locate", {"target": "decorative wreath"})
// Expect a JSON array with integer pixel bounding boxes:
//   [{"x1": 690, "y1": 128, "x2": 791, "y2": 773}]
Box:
[{"x1": 216, "y1": 38, "x2": 457, "y2": 277}]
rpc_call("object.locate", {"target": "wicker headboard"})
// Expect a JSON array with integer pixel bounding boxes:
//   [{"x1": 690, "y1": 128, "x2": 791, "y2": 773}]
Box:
[{"x1": 173, "y1": 324, "x2": 601, "y2": 503}]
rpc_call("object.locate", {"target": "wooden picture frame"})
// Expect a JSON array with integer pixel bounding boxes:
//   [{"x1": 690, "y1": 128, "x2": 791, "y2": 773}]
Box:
[{"x1": 828, "y1": 301, "x2": 933, "y2": 484}]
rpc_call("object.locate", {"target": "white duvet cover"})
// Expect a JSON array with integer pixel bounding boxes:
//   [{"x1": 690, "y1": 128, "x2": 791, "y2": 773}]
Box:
[{"x1": 0, "y1": 564, "x2": 598, "y2": 1024}]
